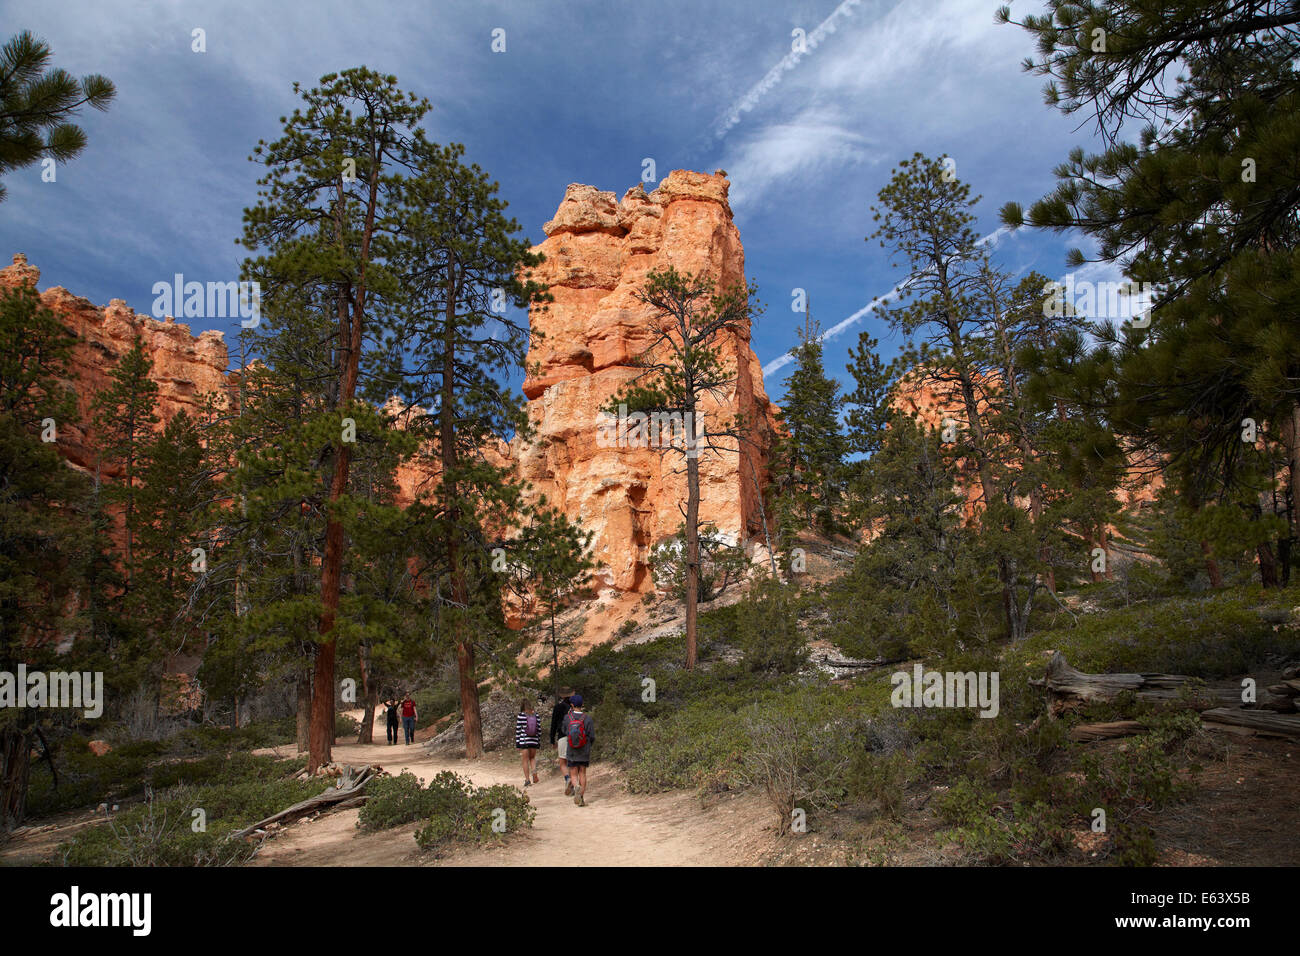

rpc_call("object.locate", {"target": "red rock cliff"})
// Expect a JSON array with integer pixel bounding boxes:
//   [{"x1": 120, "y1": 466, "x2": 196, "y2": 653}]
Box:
[{"x1": 0, "y1": 254, "x2": 228, "y2": 477}]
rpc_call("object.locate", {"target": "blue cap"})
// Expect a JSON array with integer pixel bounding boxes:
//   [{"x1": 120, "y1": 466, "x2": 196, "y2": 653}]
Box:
[{"x1": 570, "y1": 693, "x2": 583, "y2": 706}]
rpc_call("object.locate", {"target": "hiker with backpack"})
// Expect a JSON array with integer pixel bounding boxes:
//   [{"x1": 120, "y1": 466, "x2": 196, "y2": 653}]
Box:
[
  {"x1": 550, "y1": 688, "x2": 574, "y2": 790},
  {"x1": 384, "y1": 698, "x2": 400, "y2": 745},
  {"x1": 561, "y1": 693, "x2": 594, "y2": 806},
  {"x1": 516, "y1": 698, "x2": 542, "y2": 787},
  {"x1": 400, "y1": 694, "x2": 417, "y2": 744}
]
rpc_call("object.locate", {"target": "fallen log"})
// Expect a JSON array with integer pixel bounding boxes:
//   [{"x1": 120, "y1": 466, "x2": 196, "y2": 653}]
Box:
[
  {"x1": 229, "y1": 766, "x2": 375, "y2": 840},
  {"x1": 1039, "y1": 652, "x2": 1240, "y2": 713},
  {"x1": 1069, "y1": 720, "x2": 1149, "y2": 743},
  {"x1": 1201, "y1": 709, "x2": 1300, "y2": 739},
  {"x1": 815, "y1": 653, "x2": 909, "y2": 671}
]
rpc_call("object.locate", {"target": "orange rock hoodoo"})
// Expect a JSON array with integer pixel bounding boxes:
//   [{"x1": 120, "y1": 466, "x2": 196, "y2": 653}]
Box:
[{"x1": 508, "y1": 170, "x2": 780, "y2": 598}]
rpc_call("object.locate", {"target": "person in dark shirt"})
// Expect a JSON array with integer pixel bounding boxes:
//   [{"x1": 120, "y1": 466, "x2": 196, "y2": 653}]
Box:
[
  {"x1": 384, "y1": 699, "x2": 400, "y2": 745},
  {"x1": 560, "y1": 694, "x2": 594, "y2": 807},
  {"x1": 550, "y1": 688, "x2": 573, "y2": 791}
]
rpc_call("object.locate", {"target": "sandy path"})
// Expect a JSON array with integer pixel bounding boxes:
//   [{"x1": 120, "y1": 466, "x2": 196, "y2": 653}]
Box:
[{"x1": 250, "y1": 739, "x2": 767, "y2": 867}]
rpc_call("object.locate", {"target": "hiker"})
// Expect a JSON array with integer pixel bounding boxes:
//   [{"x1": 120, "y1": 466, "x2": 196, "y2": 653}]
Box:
[
  {"x1": 384, "y1": 698, "x2": 400, "y2": 745},
  {"x1": 550, "y1": 688, "x2": 574, "y2": 790},
  {"x1": 516, "y1": 698, "x2": 541, "y2": 786},
  {"x1": 400, "y1": 694, "x2": 417, "y2": 745},
  {"x1": 561, "y1": 693, "x2": 594, "y2": 807}
]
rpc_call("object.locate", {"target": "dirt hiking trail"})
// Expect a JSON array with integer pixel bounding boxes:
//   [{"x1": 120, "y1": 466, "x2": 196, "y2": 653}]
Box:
[{"x1": 250, "y1": 739, "x2": 770, "y2": 867}]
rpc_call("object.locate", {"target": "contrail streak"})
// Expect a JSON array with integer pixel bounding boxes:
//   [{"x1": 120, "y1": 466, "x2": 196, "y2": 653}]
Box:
[
  {"x1": 762, "y1": 226, "x2": 1011, "y2": 376},
  {"x1": 710, "y1": 0, "x2": 868, "y2": 143}
]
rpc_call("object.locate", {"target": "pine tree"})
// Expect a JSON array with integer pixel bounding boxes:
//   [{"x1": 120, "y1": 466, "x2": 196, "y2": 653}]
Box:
[
  {"x1": 870, "y1": 153, "x2": 1037, "y2": 640},
  {"x1": 380, "y1": 140, "x2": 549, "y2": 758},
  {"x1": 830, "y1": 410, "x2": 990, "y2": 660},
  {"x1": 1000, "y1": 0, "x2": 1300, "y2": 586},
  {"x1": 91, "y1": 335, "x2": 159, "y2": 593},
  {"x1": 603, "y1": 267, "x2": 760, "y2": 670},
  {"x1": 510, "y1": 503, "x2": 593, "y2": 696},
  {"x1": 842, "y1": 332, "x2": 895, "y2": 524},
  {"x1": 0, "y1": 31, "x2": 114, "y2": 203},
  {"x1": 239, "y1": 68, "x2": 431, "y2": 770},
  {"x1": 132, "y1": 410, "x2": 215, "y2": 710},
  {"x1": 0, "y1": 284, "x2": 92, "y2": 826},
  {"x1": 773, "y1": 317, "x2": 848, "y2": 537}
]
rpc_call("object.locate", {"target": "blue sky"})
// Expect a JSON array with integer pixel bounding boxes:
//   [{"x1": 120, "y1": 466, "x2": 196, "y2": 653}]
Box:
[{"x1": 0, "y1": 0, "x2": 1127, "y2": 406}]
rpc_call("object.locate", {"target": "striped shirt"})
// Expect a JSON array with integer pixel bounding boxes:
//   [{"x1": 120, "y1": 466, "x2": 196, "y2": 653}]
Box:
[{"x1": 515, "y1": 712, "x2": 541, "y2": 747}]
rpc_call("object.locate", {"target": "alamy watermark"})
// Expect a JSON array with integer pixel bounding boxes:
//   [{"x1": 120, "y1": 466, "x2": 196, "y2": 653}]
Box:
[
  {"x1": 151, "y1": 274, "x2": 261, "y2": 328},
  {"x1": 596, "y1": 404, "x2": 706, "y2": 459},
  {"x1": 50, "y1": 886, "x2": 150, "y2": 936},
  {"x1": 890, "y1": 663, "x2": 999, "y2": 718},
  {"x1": 0, "y1": 665, "x2": 103, "y2": 718},
  {"x1": 1042, "y1": 276, "x2": 1156, "y2": 327}
]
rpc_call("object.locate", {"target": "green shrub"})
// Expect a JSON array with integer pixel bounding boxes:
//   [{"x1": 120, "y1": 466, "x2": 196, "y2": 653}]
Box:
[
  {"x1": 412, "y1": 686, "x2": 460, "y2": 730},
  {"x1": 1073, "y1": 711, "x2": 1200, "y2": 817},
  {"x1": 57, "y1": 757, "x2": 318, "y2": 866},
  {"x1": 1016, "y1": 587, "x2": 1300, "y2": 677},
  {"x1": 844, "y1": 749, "x2": 915, "y2": 819},
  {"x1": 360, "y1": 770, "x2": 535, "y2": 854},
  {"x1": 357, "y1": 771, "x2": 447, "y2": 831},
  {"x1": 733, "y1": 577, "x2": 808, "y2": 674},
  {"x1": 414, "y1": 783, "x2": 534, "y2": 853},
  {"x1": 934, "y1": 780, "x2": 1070, "y2": 864},
  {"x1": 335, "y1": 712, "x2": 360, "y2": 739},
  {"x1": 1108, "y1": 822, "x2": 1159, "y2": 866}
]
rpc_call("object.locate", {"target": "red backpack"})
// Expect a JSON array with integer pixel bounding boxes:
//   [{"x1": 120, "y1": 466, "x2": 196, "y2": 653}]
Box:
[{"x1": 567, "y1": 712, "x2": 588, "y2": 750}]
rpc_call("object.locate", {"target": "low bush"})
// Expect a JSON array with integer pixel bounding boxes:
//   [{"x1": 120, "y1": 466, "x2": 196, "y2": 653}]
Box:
[
  {"x1": 57, "y1": 754, "x2": 315, "y2": 866},
  {"x1": 357, "y1": 770, "x2": 535, "y2": 855}
]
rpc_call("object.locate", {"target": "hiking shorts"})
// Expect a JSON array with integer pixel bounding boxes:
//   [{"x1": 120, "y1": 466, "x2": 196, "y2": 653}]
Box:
[
  {"x1": 557, "y1": 738, "x2": 568, "y2": 759},
  {"x1": 566, "y1": 758, "x2": 589, "y2": 767}
]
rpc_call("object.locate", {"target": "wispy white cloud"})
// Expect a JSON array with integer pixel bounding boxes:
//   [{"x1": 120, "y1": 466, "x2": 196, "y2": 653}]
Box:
[{"x1": 725, "y1": 116, "x2": 878, "y2": 209}]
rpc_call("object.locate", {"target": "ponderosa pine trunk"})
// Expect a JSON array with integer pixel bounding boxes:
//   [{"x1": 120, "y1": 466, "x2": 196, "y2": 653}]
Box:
[
  {"x1": 1279, "y1": 402, "x2": 1300, "y2": 585},
  {"x1": 946, "y1": 310, "x2": 1019, "y2": 642},
  {"x1": 1200, "y1": 539, "x2": 1224, "y2": 588},
  {"x1": 309, "y1": 444, "x2": 350, "y2": 770},
  {"x1": 295, "y1": 670, "x2": 311, "y2": 753},
  {"x1": 442, "y1": 271, "x2": 484, "y2": 758},
  {"x1": 1, "y1": 724, "x2": 32, "y2": 829},
  {"x1": 357, "y1": 643, "x2": 377, "y2": 744},
  {"x1": 309, "y1": 162, "x2": 376, "y2": 771},
  {"x1": 684, "y1": 414, "x2": 701, "y2": 671}
]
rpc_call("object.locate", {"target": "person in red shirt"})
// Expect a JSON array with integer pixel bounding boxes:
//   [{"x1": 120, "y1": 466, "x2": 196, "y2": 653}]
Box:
[{"x1": 400, "y1": 694, "x2": 417, "y2": 744}]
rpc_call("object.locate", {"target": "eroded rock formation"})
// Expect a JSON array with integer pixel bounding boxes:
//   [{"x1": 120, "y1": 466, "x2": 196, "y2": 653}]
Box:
[
  {"x1": 4, "y1": 170, "x2": 781, "y2": 643},
  {"x1": 0, "y1": 254, "x2": 228, "y2": 478},
  {"x1": 510, "y1": 170, "x2": 780, "y2": 599}
]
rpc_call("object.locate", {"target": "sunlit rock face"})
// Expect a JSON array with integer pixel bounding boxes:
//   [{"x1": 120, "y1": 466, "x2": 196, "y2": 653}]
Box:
[
  {"x1": 0, "y1": 254, "x2": 228, "y2": 478},
  {"x1": 510, "y1": 171, "x2": 781, "y2": 599}
]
